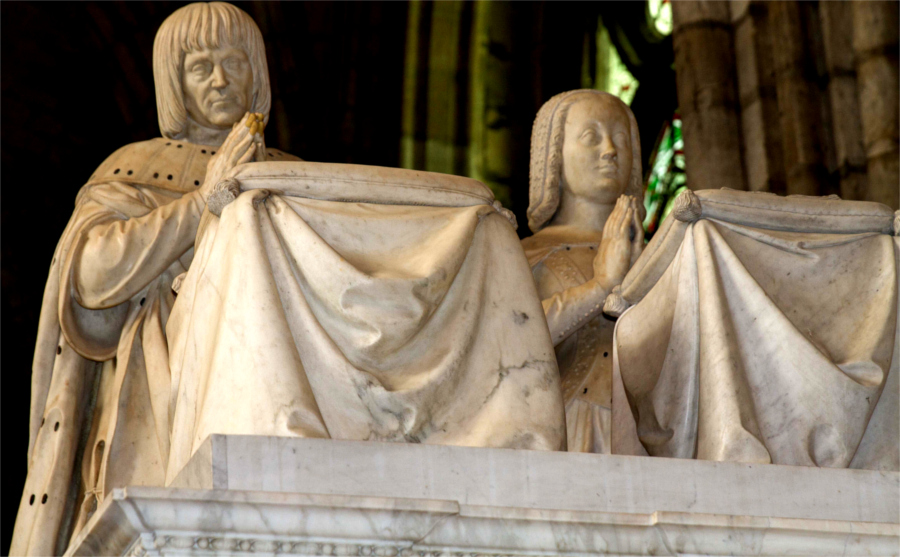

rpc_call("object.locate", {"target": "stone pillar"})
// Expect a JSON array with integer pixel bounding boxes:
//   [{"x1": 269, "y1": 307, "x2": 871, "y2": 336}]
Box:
[
  {"x1": 853, "y1": 1, "x2": 899, "y2": 208},
  {"x1": 672, "y1": 1, "x2": 746, "y2": 191},
  {"x1": 769, "y1": 1, "x2": 835, "y2": 197},
  {"x1": 730, "y1": 1, "x2": 786, "y2": 194},
  {"x1": 400, "y1": 0, "x2": 474, "y2": 177},
  {"x1": 468, "y1": 0, "x2": 513, "y2": 206},
  {"x1": 819, "y1": 1, "x2": 868, "y2": 201},
  {"x1": 400, "y1": 0, "x2": 431, "y2": 171},
  {"x1": 425, "y1": 1, "x2": 472, "y2": 175}
]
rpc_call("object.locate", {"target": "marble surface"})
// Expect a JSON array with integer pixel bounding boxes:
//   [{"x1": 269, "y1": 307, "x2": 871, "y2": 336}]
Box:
[
  {"x1": 164, "y1": 161, "x2": 566, "y2": 485},
  {"x1": 12, "y1": 4, "x2": 290, "y2": 555},
  {"x1": 523, "y1": 89, "x2": 646, "y2": 454},
  {"x1": 170, "y1": 435, "x2": 898, "y2": 525},
  {"x1": 67, "y1": 436, "x2": 899, "y2": 556},
  {"x1": 611, "y1": 189, "x2": 899, "y2": 471}
]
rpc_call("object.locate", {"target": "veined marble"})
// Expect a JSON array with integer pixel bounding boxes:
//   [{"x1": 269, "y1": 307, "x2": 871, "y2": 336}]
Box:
[{"x1": 67, "y1": 436, "x2": 899, "y2": 556}]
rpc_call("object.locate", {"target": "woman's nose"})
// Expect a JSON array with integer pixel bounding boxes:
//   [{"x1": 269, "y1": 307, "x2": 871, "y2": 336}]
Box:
[{"x1": 600, "y1": 136, "x2": 617, "y2": 161}]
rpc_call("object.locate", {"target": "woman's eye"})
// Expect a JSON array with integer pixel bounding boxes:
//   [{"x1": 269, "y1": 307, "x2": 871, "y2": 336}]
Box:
[
  {"x1": 191, "y1": 64, "x2": 210, "y2": 75},
  {"x1": 224, "y1": 58, "x2": 241, "y2": 71},
  {"x1": 581, "y1": 130, "x2": 599, "y2": 144}
]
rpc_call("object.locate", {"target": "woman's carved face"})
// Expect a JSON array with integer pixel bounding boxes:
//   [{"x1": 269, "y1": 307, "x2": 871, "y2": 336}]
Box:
[
  {"x1": 561, "y1": 96, "x2": 633, "y2": 204},
  {"x1": 182, "y1": 46, "x2": 254, "y2": 130}
]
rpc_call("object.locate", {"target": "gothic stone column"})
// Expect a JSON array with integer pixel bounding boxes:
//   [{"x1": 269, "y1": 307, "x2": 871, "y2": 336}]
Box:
[
  {"x1": 853, "y1": 0, "x2": 899, "y2": 208},
  {"x1": 672, "y1": 1, "x2": 746, "y2": 191}
]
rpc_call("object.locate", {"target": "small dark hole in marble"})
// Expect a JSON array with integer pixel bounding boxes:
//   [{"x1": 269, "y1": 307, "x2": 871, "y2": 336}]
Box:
[
  {"x1": 603, "y1": 352, "x2": 609, "y2": 357},
  {"x1": 166, "y1": 142, "x2": 171, "y2": 146},
  {"x1": 140, "y1": 298, "x2": 146, "y2": 306},
  {"x1": 194, "y1": 180, "x2": 200, "y2": 186},
  {"x1": 57, "y1": 346, "x2": 62, "y2": 355},
  {"x1": 211, "y1": 151, "x2": 216, "y2": 155},
  {"x1": 41, "y1": 418, "x2": 45, "y2": 427},
  {"x1": 127, "y1": 170, "x2": 133, "y2": 175},
  {"x1": 113, "y1": 169, "x2": 120, "y2": 174},
  {"x1": 153, "y1": 172, "x2": 159, "y2": 178},
  {"x1": 41, "y1": 494, "x2": 48, "y2": 504},
  {"x1": 177, "y1": 144, "x2": 183, "y2": 148},
  {"x1": 54, "y1": 422, "x2": 60, "y2": 431},
  {"x1": 566, "y1": 246, "x2": 571, "y2": 250},
  {"x1": 583, "y1": 388, "x2": 588, "y2": 394},
  {"x1": 29, "y1": 495, "x2": 34, "y2": 506},
  {"x1": 167, "y1": 175, "x2": 173, "y2": 180}
]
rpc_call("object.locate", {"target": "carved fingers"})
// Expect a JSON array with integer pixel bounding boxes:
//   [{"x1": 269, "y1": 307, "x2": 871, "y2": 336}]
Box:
[
  {"x1": 629, "y1": 197, "x2": 644, "y2": 267},
  {"x1": 201, "y1": 113, "x2": 266, "y2": 203},
  {"x1": 593, "y1": 195, "x2": 640, "y2": 292}
]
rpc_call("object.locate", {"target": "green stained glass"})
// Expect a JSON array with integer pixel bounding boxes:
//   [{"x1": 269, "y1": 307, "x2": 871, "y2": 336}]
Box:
[{"x1": 643, "y1": 112, "x2": 686, "y2": 237}]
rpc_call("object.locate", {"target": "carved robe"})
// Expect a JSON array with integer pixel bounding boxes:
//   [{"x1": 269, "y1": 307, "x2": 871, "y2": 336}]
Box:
[
  {"x1": 523, "y1": 237, "x2": 615, "y2": 454},
  {"x1": 12, "y1": 138, "x2": 297, "y2": 555}
]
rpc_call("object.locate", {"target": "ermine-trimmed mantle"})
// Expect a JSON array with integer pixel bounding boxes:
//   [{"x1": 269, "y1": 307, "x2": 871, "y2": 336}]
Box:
[{"x1": 66, "y1": 436, "x2": 899, "y2": 556}]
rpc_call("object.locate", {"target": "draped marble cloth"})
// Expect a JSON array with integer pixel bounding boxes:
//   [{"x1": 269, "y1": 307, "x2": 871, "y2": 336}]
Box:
[
  {"x1": 165, "y1": 163, "x2": 565, "y2": 482},
  {"x1": 611, "y1": 189, "x2": 899, "y2": 470},
  {"x1": 12, "y1": 139, "x2": 299, "y2": 556}
]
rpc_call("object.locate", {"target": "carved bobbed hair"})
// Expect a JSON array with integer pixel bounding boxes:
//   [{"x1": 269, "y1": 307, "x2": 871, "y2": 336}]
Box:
[
  {"x1": 527, "y1": 89, "x2": 643, "y2": 233},
  {"x1": 153, "y1": 2, "x2": 271, "y2": 140}
]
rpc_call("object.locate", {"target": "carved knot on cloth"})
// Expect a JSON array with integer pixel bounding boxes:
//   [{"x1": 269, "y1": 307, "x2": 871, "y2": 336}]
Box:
[
  {"x1": 672, "y1": 189, "x2": 702, "y2": 222},
  {"x1": 207, "y1": 178, "x2": 241, "y2": 217},
  {"x1": 492, "y1": 200, "x2": 518, "y2": 230},
  {"x1": 603, "y1": 284, "x2": 629, "y2": 318},
  {"x1": 894, "y1": 210, "x2": 900, "y2": 236}
]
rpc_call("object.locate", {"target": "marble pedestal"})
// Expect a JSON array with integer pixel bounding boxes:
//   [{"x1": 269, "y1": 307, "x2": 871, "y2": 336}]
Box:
[{"x1": 67, "y1": 436, "x2": 899, "y2": 556}]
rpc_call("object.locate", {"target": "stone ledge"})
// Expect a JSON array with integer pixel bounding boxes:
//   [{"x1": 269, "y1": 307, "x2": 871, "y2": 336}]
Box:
[
  {"x1": 65, "y1": 436, "x2": 899, "y2": 556},
  {"x1": 171, "y1": 435, "x2": 897, "y2": 524},
  {"x1": 67, "y1": 486, "x2": 898, "y2": 556}
]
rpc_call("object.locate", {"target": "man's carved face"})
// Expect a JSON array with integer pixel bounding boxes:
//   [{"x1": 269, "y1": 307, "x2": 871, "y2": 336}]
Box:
[
  {"x1": 561, "y1": 96, "x2": 633, "y2": 204},
  {"x1": 182, "y1": 47, "x2": 254, "y2": 130}
]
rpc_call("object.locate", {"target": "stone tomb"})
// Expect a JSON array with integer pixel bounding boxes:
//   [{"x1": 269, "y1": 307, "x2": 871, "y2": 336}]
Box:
[{"x1": 67, "y1": 435, "x2": 898, "y2": 556}]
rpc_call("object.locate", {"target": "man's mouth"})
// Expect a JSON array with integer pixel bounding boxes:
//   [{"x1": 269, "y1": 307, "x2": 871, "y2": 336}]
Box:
[{"x1": 210, "y1": 98, "x2": 236, "y2": 106}]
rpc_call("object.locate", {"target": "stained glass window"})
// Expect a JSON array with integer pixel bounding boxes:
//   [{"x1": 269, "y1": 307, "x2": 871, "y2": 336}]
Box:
[
  {"x1": 648, "y1": 0, "x2": 673, "y2": 36},
  {"x1": 643, "y1": 112, "x2": 686, "y2": 237},
  {"x1": 594, "y1": 24, "x2": 639, "y2": 105}
]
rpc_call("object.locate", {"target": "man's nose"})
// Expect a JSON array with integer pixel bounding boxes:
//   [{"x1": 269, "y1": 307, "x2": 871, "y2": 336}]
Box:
[{"x1": 210, "y1": 64, "x2": 228, "y2": 89}]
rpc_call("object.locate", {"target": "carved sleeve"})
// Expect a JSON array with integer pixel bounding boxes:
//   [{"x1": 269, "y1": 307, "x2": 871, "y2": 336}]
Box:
[
  {"x1": 71, "y1": 186, "x2": 205, "y2": 309},
  {"x1": 541, "y1": 278, "x2": 610, "y2": 346}
]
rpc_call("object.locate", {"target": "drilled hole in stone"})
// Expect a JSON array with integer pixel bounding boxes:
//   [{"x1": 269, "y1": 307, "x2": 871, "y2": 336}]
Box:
[
  {"x1": 153, "y1": 172, "x2": 159, "y2": 178},
  {"x1": 195, "y1": 180, "x2": 200, "y2": 186},
  {"x1": 29, "y1": 494, "x2": 34, "y2": 506},
  {"x1": 54, "y1": 422, "x2": 60, "y2": 431},
  {"x1": 57, "y1": 346, "x2": 62, "y2": 355},
  {"x1": 113, "y1": 169, "x2": 120, "y2": 174},
  {"x1": 167, "y1": 175, "x2": 173, "y2": 180},
  {"x1": 41, "y1": 494, "x2": 48, "y2": 504},
  {"x1": 603, "y1": 352, "x2": 609, "y2": 357}
]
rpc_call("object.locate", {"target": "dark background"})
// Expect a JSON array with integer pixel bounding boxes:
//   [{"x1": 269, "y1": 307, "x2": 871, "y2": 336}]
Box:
[{"x1": 0, "y1": 3, "x2": 674, "y2": 552}]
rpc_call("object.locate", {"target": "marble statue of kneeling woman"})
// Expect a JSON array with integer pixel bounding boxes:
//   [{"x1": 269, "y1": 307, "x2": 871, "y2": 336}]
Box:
[{"x1": 522, "y1": 90, "x2": 645, "y2": 453}]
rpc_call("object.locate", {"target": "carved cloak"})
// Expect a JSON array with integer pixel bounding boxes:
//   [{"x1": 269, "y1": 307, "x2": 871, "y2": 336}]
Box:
[{"x1": 12, "y1": 139, "x2": 298, "y2": 556}]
